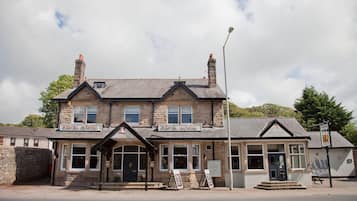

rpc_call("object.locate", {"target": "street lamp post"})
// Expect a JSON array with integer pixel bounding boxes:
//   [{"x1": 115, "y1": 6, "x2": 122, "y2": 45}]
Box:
[{"x1": 223, "y1": 26, "x2": 234, "y2": 190}]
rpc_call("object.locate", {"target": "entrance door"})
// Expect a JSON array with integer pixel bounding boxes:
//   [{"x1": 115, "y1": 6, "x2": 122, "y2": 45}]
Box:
[
  {"x1": 268, "y1": 154, "x2": 287, "y2": 181},
  {"x1": 123, "y1": 154, "x2": 138, "y2": 182}
]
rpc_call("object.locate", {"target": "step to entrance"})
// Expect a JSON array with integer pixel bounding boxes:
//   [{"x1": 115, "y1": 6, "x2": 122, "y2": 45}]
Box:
[
  {"x1": 89, "y1": 182, "x2": 167, "y2": 190},
  {"x1": 255, "y1": 181, "x2": 306, "y2": 190}
]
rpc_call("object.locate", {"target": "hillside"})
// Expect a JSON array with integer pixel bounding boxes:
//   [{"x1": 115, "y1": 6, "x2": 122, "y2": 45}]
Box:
[{"x1": 226, "y1": 102, "x2": 298, "y2": 118}]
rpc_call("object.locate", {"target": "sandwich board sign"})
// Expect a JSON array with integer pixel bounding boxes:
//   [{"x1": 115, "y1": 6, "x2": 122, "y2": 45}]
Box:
[
  {"x1": 204, "y1": 169, "x2": 214, "y2": 189},
  {"x1": 320, "y1": 123, "x2": 331, "y2": 147},
  {"x1": 173, "y1": 170, "x2": 184, "y2": 190}
]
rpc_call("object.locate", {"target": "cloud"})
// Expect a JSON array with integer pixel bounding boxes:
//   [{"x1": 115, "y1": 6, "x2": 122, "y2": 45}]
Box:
[
  {"x1": 0, "y1": 0, "x2": 356, "y2": 123},
  {"x1": 0, "y1": 79, "x2": 41, "y2": 123}
]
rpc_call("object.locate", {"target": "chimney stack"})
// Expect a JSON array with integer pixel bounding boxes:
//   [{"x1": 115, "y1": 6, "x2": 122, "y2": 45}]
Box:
[
  {"x1": 73, "y1": 54, "x2": 86, "y2": 88},
  {"x1": 207, "y1": 53, "x2": 216, "y2": 88}
]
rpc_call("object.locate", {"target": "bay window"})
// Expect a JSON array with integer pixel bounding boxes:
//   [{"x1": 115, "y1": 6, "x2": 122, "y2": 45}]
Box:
[
  {"x1": 289, "y1": 144, "x2": 306, "y2": 169},
  {"x1": 247, "y1": 144, "x2": 264, "y2": 169},
  {"x1": 71, "y1": 144, "x2": 86, "y2": 170},
  {"x1": 173, "y1": 144, "x2": 187, "y2": 169}
]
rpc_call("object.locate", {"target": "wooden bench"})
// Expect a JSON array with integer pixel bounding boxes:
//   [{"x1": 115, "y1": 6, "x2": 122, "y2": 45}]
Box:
[{"x1": 312, "y1": 176, "x2": 324, "y2": 184}]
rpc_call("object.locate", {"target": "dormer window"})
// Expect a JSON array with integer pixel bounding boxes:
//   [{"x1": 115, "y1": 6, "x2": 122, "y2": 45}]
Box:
[{"x1": 93, "y1": 81, "x2": 106, "y2": 88}]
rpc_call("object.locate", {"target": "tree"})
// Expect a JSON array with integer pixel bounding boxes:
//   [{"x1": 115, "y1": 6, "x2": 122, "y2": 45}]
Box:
[
  {"x1": 21, "y1": 114, "x2": 45, "y2": 127},
  {"x1": 294, "y1": 86, "x2": 353, "y2": 132},
  {"x1": 39, "y1": 75, "x2": 73, "y2": 128},
  {"x1": 341, "y1": 122, "x2": 357, "y2": 146}
]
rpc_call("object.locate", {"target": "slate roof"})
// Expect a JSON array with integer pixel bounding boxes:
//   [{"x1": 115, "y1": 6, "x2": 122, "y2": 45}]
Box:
[
  {"x1": 0, "y1": 126, "x2": 55, "y2": 138},
  {"x1": 307, "y1": 131, "x2": 354, "y2": 148},
  {"x1": 50, "y1": 118, "x2": 309, "y2": 140},
  {"x1": 54, "y1": 78, "x2": 225, "y2": 100}
]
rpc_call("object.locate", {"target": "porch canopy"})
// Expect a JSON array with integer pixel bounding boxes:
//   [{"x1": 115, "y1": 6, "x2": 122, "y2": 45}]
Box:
[{"x1": 91, "y1": 121, "x2": 156, "y2": 154}]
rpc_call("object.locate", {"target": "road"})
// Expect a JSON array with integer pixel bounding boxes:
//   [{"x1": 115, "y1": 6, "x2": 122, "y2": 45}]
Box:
[{"x1": 1, "y1": 178, "x2": 357, "y2": 201}]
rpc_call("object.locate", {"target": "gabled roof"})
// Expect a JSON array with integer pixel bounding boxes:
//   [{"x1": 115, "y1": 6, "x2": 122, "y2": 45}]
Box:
[
  {"x1": 0, "y1": 126, "x2": 55, "y2": 138},
  {"x1": 259, "y1": 119, "x2": 294, "y2": 137},
  {"x1": 91, "y1": 122, "x2": 156, "y2": 152},
  {"x1": 67, "y1": 81, "x2": 101, "y2": 100},
  {"x1": 53, "y1": 78, "x2": 225, "y2": 101},
  {"x1": 307, "y1": 131, "x2": 354, "y2": 148}
]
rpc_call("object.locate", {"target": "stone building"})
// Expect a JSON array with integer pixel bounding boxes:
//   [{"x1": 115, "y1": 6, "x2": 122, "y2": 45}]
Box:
[
  {"x1": 0, "y1": 126, "x2": 53, "y2": 149},
  {"x1": 308, "y1": 131, "x2": 356, "y2": 178},
  {"x1": 50, "y1": 54, "x2": 312, "y2": 188}
]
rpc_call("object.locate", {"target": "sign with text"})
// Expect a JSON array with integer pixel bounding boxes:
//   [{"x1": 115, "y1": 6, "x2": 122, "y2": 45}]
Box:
[
  {"x1": 173, "y1": 170, "x2": 184, "y2": 190},
  {"x1": 320, "y1": 123, "x2": 331, "y2": 147},
  {"x1": 204, "y1": 169, "x2": 214, "y2": 189},
  {"x1": 207, "y1": 160, "x2": 221, "y2": 177}
]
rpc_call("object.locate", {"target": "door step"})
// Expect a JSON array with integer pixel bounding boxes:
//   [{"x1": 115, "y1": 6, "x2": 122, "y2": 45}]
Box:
[
  {"x1": 255, "y1": 181, "x2": 306, "y2": 190},
  {"x1": 89, "y1": 182, "x2": 167, "y2": 190}
]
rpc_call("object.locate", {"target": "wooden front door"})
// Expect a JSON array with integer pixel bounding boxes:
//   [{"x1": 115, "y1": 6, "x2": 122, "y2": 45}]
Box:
[{"x1": 123, "y1": 154, "x2": 138, "y2": 182}]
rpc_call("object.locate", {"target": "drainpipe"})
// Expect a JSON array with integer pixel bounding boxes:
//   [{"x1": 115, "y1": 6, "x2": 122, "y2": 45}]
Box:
[
  {"x1": 151, "y1": 102, "x2": 155, "y2": 127},
  {"x1": 211, "y1": 101, "x2": 214, "y2": 127},
  {"x1": 108, "y1": 102, "x2": 112, "y2": 127}
]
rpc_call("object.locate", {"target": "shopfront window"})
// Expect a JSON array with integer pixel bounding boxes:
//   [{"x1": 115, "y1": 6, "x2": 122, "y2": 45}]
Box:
[
  {"x1": 173, "y1": 144, "x2": 187, "y2": 169},
  {"x1": 247, "y1": 144, "x2": 264, "y2": 169},
  {"x1": 289, "y1": 144, "x2": 306, "y2": 169}
]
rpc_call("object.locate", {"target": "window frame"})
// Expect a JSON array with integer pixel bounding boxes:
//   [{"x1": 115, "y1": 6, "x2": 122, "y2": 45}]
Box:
[
  {"x1": 246, "y1": 144, "x2": 265, "y2": 170},
  {"x1": 180, "y1": 106, "x2": 193, "y2": 124},
  {"x1": 10, "y1": 137, "x2": 16, "y2": 146},
  {"x1": 172, "y1": 144, "x2": 188, "y2": 170},
  {"x1": 192, "y1": 144, "x2": 201, "y2": 171},
  {"x1": 70, "y1": 143, "x2": 87, "y2": 171},
  {"x1": 61, "y1": 144, "x2": 69, "y2": 171},
  {"x1": 86, "y1": 106, "x2": 97, "y2": 124},
  {"x1": 23, "y1": 138, "x2": 29, "y2": 147},
  {"x1": 289, "y1": 143, "x2": 306, "y2": 169},
  {"x1": 168, "y1": 106, "x2": 179, "y2": 124},
  {"x1": 89, "y1": 145, "x2": 101, "y2": 171},
  {"x1": 230, "y1": 144, "x2": 241, "y2": 170},
  {"x1": 33, "y1": 138, "x2": 39, "y2": 147},
  {"x1": 72, "y1": 106, "x2": 97, "y2": 124},
  {"x1": 160, "y1": 144, "x2": 169, "y2": 171},
  {"x1": 124, "y1": 105, "x2": 140, "y2": 125},
  {"x1": 112, "y1": 145, "x2": 146, "y2": 172}
]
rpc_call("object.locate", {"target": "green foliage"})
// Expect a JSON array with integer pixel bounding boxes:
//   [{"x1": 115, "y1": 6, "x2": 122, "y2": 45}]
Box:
[
  {"x1": 225, "y1": 102, "x2": 297, "y2": 118},
  {"x1": 39, "y1": 75, "x2": 73, "y2": 128},
  {"x1": 21, "y1": 114, "x2": 45, "y2": 128},
  {"x1": 294, "y1": 86, "x2": 353, "y2": 132},
  {"x1": 341, "y1": 122, "x2": 357, "y2": 146},
  {"x1": 0, "y1": 122, "x2": 21, "y2": 127}
]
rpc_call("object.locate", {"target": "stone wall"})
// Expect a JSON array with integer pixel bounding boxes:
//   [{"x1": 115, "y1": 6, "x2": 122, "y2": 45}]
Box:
[
  {"x1": 59, "y1": 86, "x2": 224, "y2": 128},
  {"x1": 0, "y1": 147, "x2": 51, "y2": 184},
  {"x1": 0, "y1": 147, "x2": 16, "y2": 184}
]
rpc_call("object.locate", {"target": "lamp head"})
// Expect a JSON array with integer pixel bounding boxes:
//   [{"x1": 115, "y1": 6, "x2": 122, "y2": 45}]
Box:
[{"x1": 228, "y1": 27, "x2": 234, "y2": 33}]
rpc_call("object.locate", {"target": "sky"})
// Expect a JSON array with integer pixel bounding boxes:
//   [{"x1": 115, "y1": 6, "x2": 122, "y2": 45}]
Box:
[{"x1": 0, "y1": 0, "x2": 357, "y2": 123}]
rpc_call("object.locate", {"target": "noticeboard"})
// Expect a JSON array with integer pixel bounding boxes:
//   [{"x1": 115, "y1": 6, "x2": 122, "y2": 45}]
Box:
[
  {"x1": 173, "y1": 169, "x2": 184, "y2": 189},
  {"x1": 204, "y1": 169, "x2": 214, "y2": 189},
  {"x1": 207, "y1": 160, "x2": 221, "y2": 177},
  {"x1": 320, "y1": 124, "x2": 331, "y2": 147}
]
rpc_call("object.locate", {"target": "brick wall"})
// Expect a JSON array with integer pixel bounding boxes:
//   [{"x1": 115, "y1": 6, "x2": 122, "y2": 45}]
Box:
[{"x1": 0, "y1": 147, "x2": 51, "y2": 184}]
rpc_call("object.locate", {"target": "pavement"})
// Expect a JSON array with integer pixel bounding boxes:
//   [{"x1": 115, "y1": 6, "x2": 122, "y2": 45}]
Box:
[{"x1": 0, "y1": 178, "x2": 357, "y2": 201}]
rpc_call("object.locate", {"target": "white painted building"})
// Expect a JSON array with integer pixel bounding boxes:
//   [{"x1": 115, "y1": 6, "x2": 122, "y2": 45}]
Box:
[
  {"x1": 308, "y1": 131, "x2": 356, "y2": 178},
  {"x1": 0, "y1": 126, "x2": 54, "y2": 149}
]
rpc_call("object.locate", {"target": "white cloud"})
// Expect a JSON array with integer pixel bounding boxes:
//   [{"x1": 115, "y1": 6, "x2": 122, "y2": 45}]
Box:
[
  {"x1": 0, "y1": 0, "x2": 357, "y2": 123},
  {"x1": 0, "y1": 79, "x2": 41, "y2": 123}
]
